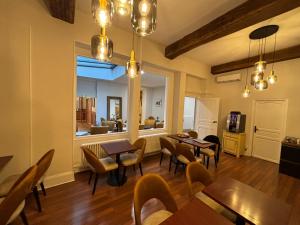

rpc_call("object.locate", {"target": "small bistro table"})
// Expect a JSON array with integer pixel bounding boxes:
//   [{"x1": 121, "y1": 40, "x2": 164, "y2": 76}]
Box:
[
  {"x1": 203, "y1": 177, "x2": 292, "y2": 225},
  {"x1": 160, "y1": 198, "x2": 234, "y2": 225},
  {"x1": 101, "y1": 140, "x2": 136, "y2": 186},
  {"x1": 0, "y1": 155, "x2": 13, "y2": 172}
]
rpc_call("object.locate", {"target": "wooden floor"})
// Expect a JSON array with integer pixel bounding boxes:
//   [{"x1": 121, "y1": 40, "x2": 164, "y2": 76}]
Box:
[{"x1": 13, "y1": 153, "x2": 300, "y2": 225}]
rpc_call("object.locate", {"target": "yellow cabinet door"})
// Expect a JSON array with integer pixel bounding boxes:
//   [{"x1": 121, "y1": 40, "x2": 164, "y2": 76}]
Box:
[{"x1": 223, "y1": 137, "x2": 238, "y2": 154}]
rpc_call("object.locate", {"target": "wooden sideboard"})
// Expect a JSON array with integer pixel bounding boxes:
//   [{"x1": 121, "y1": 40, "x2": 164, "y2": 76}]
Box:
[{"x1": 222, "y1": 130, "x2": 246, "y2": 158}]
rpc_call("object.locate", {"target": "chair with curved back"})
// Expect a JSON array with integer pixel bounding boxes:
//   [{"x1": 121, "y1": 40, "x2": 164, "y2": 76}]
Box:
[
  {"x1": 203, "y1": 135, "x2": 221, "y2": 164},
  {"x1": 174, "y1": 143, "x2": 202, "y2": 174},
  {"x1": 133, "y1": 174, "x2": 178, "y2": 225},
  {"x1": 82, "y1": 147, "x2": 118, "y2": 195},
  {"x1": 187, "y1": 130, "x2": 199, "y2": 155},
  {"x1": 159, "y1": 137, "x2": 176, "y2": 172},
  {"x1": 120, "y1": 138, "x2": 146, "y2": 179},
  {"x1": 186, "y1": 162, "x2": 236, "y2": 222},
  {"x1": 0, "y1": 149, "x2": 55, "y2": 212},
  {"x1": 0, "y1": 165, "x2": 37, "y2": 225}
]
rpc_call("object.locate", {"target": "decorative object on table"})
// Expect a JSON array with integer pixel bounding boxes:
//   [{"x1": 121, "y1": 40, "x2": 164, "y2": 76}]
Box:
[
  {"x1": 90, "y1": 0, "x2": 157, "y2": 80},
  {"x1": 242, "y1": 25, "x2": 279, "y2": 98},
  {"x1": 176, "y1": 133, "x2": 189, "y2": 138},
  {"x1": 279, "y1": 136, "x2": 300, "y2": 179},
  {"x1": 222, "y1": 130, "x2": 245, "y2": 158},
  {"x1": 226, "y1": 111, "x2": 246, "y2": 133}
]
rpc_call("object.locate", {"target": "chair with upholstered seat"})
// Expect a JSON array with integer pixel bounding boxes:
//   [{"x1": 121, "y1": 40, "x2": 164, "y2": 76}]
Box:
[
  {"x1": 82, "y1": 147, "x2": 118, "y2": 195},
  {"x1": 203, "y1": 135, "x2": 221, "y2": 168},
  {"x1": 0, "y1": 149, "x2": 55, "y2": 212},
  {"x1": 159, "y1": 137, "x2": 176, "y2": 172},
  {"x1": 187, "y1": 130, "x2": 199, "y2": 155},
  {"x1": 186, "y1": 162, "x2": 236, "y2": 222},
  {"x1": 133, "y1": 174, "x2": 178, "y2": 225},
  {"x1": 0, "y1": 165, "x2": 37, "y2": 225},
  {"x1": 120, "y1": 138, "x2": 146, "y2": 179},
  {"x1": 174, "y1": 143, "x2": 202, "y2": 174}
]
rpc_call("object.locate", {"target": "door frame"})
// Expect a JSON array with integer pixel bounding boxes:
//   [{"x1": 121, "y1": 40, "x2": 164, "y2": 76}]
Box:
[{"x1": 249, "y1": 99, "x2": 288, "y2": 159}]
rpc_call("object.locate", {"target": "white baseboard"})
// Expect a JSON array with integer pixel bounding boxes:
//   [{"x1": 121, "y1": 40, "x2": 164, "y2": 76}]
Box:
[
  {"x1": 43, "y1": 171, "x2": 75, "y2": 189},
  {"x1": 252, "y1": 155, "x2": 279, "y2": 164}
]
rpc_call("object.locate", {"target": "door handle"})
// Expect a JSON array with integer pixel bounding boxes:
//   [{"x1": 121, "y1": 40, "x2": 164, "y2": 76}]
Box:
[
  {"x1": 212, "y1": 121, "x2": 218, "y2": 124},
  {"x1": 254, "y1": 126, "x2": 258, "y2": 133}
]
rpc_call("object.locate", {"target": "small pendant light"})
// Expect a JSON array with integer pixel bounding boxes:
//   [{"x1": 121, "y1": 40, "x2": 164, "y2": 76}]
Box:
[
  {"x1": 242, "y1": 40, "x2": 252, "y2": 98},
  {"x1": 267, "y1": 33, "x2": 278, "y2": 85},
  {"x1": 91, "y1": 27, "x2": 113, "y2": 61},
  {"x1": 131, "y1": 0, "x2": 157, "y2": 36},
  {"x1": 126, "y1": 32, "x2": 140, "y2": 78},
  {"x1": 114, "y1": 0, "x2": 131, "y2": 16},
  {"x1": 91, "y1": 0, "x2": 114, "y2": 28}
]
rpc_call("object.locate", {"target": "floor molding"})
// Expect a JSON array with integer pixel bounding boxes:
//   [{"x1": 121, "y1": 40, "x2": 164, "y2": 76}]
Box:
[{"x1": 44, "y1": 171, "x2": 75, "y2": 189}]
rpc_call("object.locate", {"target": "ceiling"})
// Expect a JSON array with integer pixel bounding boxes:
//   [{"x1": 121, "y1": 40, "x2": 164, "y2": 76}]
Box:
[{"x1": 77, "y1": 0, "x2": 300, "y2": 66}]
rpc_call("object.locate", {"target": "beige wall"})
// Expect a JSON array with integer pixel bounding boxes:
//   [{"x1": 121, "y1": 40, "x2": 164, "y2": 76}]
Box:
[
  {"x1": 0, "y1": 0, "x2": 210, "y2": 186},
  {"x1": 206, "y1": 58, "x2": 300, "y2": 155}
]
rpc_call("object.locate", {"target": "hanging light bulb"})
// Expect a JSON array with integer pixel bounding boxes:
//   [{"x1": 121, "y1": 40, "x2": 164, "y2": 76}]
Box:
[
  {"x1": 126, "y1": 50, "x2": 140, "y2": 78},
  {"x1": 91, "y1": 28, "x2": 113, "y2": 62},
  {"x1": 251, "y1": 71, "x2": 264, "y2": 85},
  {"x1": 114, "y1": 0, "x2": 131, "y2": 16},
  {"x1": 132, "y1": 0, "x2": 157, "y2": 36},
  {"x1": 255, "y1": 79, "x2": 268, "y2": 91},
  {"x1": 267, "y1": 70, "x2": 278, "y2": 84},
  {"x1": 91, "y1": 0, "x2": 114, "y2": 27},
  {"x1": 242, "y1": 85, "x2": 250, "y2": 98},
  {"x1": 255, "y1": 60, "x2": 267, "y2": 73}
]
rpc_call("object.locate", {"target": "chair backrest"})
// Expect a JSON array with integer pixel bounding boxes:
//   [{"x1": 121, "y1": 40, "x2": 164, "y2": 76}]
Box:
[
  {"x1": 133, "y1": 138, "x2": 146, "y2": 163},
  {"x1": 90, "y1": 126, "x2": 109, "y2": 134},
  {"x1": 0, "y1": 165, "x2": 37, "y2": 225},
  {"x1": 188, "y1": 130, "x2": 198, "y2": 139},
  {"x1": 160, "y1": 137, "x2": 176, "y2": 155},
  {"x1": 138, "y1": 124, "x2": 145, "y2": 130},
  {"x1": 175, "y1": 143, "x2": 196, "y2": 162},
  {"x1": 133, "y1": 174, "x2": 178, "y2": 225},
  {"x1": 81, "y1": 147, "x2": 106, "y2": 174},
  {"x1": 144, "y1": 119, "x2": 156, "y2": 128},
  {"x1": 34, "y1": 149, "x2": 55, "y2": 186},
  {"x1": 203, "y1": 135, "x2": 220, "y2": 152},
  {"x1": 186, "y1": 162, "x2": 213, "y2": 197}
]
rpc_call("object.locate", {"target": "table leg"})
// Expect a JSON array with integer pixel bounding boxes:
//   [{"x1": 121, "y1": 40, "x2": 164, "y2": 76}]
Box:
[
  {"x1": 107, "y1": 153, "x2": 127, "y2": 186},
  {"x1": 196, "y1": 146, "x2": 201, "y2": 157},
  {"x1": 236, "y1": 215, "x2": 246, "y2": 225}
]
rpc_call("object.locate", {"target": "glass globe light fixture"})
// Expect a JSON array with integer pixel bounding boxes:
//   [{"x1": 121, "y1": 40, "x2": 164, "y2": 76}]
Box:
[
  {"x1": 242, "y1": 85, "x2": 250, "y2": 98},
  {"x1": 268, "y1": 70, "x2": 278, "y2": 85},
  {"x1": 114, "y1": 0, "x2": 131, "y2": 16},
  {"x1": 91, "y1": 28, "x2": 113, "y2": 62},
  {"x1": 126, "y1": 50, "x2": 140, "y2": 78},
  {"x1": 255, "y1": 60, "x2": 267, "y2": 73},
  {"x1": 132, "y1": 0, "x2": 157, "y2": 36},
  {"x1": 255, "y1": 79, "x2": 268, "y2": 91},
  {"x1": 251, "y1": 71, "x2": 264, "y2": 85},
  {"x1": 91, "y1": 0, "x2": 114, "y2": 27}
]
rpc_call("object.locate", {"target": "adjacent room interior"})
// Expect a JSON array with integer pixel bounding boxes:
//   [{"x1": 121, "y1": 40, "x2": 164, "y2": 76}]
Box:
[{"x1": 0, "y1": 0, "x2": 300, "y2": 225}]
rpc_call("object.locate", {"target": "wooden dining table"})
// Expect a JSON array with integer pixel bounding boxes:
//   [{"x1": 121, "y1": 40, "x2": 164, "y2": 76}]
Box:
[
  {"x1": 0, "y1": 155, "x2": 13, "y2": 172},
  {"x1": 160, "y1": 198, "x2": 234, "y2": 225},
  {"x1": 101, "y1": 140, "x2": 136, "y2": 186},
  {"x1": 203, "y1": 177, "x2": 292, "y2": 225}
]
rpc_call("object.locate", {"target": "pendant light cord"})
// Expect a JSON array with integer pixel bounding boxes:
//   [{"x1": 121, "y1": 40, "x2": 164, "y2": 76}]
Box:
[
  {"x1": 132, "y1": 30, "x2": 135, "y2": 51},
  {"x1": 139, "y1": 36, "x2": 143, "y2": 66},
  {"x1": 245, "y1": 40, "x2": 252, "y2": 86},
  {"x1": 271, "y1": 33, "x2": 277, "y2": 71}
]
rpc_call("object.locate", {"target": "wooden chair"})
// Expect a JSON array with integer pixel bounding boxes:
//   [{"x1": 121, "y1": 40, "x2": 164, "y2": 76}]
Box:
[
  {"x1": 186, "y1": 162, "x2": 236, "y2": 222},
  {"x1": 203, "y1": 135, "x2": 221, "y2": 167},
  {"x1": 187, "y1": 130, "x2": 199, "y2": 155},
  {"x1": 120, "y1": 138, "x2": 146, "y2": 179},
  {"x1": 133, "y1": 174, "x2": 178, "y2": 225},
  {"x1": 0, "y1": 149, "x2": 55, "y2": 212},
  {"x1": 159, "y1": 137, "x2": 176, "y2": 172},
  {"x1": 0, "y1": 165, "x2": 37, "y2": 225},
  {"x1": 174, "y1": 143, "x2": 202, "y2": 174},
  {"x1": 82, "y1": 147, "x2": 118, "y2": 195}
]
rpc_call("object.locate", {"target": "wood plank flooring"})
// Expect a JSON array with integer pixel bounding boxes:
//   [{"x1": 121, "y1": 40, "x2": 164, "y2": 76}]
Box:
[{"x1": 12, "y1": 153, "x2": 300, "y2": 225}]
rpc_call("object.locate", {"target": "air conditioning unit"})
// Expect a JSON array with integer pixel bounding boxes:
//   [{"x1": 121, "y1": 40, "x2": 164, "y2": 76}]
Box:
[{"x1": 215, "y1": 73, "x2": 241, "y2": 83}]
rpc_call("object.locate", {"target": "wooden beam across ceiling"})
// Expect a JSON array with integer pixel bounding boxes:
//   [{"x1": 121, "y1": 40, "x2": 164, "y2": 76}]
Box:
[
  {"x1": 43, "y1": 0, "x2": 76, "y2": 24},
  {"x1": 211, "y1": 45, "x2": 300, "y2": 75},
  {"x1": 165, "y1": 0, "x2": 300, "y2": 59}
]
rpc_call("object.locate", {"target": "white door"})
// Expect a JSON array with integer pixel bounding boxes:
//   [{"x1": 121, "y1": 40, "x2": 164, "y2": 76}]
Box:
[
  {"x1": 252, "y1": 100, "x2": 287, "y2": 163},
  {"x1": 195, "y1": 98, "x2": 220, "y2": 139},
  {"x1": 183, "y1": 97, "x2": 196, "y2": 130}
]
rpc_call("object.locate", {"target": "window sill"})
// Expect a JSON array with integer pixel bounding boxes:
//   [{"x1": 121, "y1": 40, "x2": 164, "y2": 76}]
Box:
[
  {"x1": 74, "y1": 131, "x2": 128, "y2": 141},
  {"x1": 138, "y1": 128, "x2": 168, "y2": 137}
]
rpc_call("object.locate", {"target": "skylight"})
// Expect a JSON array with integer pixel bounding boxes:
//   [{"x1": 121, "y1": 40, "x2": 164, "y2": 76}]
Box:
[{"x1": 76, "y1": 56, "x2": 125, "y2": 81}]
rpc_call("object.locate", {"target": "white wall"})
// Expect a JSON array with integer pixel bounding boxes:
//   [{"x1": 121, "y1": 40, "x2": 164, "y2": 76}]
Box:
[{"x1": 206, "y1": 58, "x2": 300, "y2": 154}]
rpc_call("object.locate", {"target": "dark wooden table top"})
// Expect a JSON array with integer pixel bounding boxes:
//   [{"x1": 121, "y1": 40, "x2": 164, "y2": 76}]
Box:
[
  {"x1": 160, "y1": 198, "x2": 233, "y2": 225},
  {"x1": 101, "y1": 140, "x2": 136, "y2": 156},
  {"x1": 203, "y1": 177, "x2": 292, "y2": 225},
  {"x1": 168, "y1": 134, "x2": 215, "y2": 148},
  {"x1": 0, "y1": 155, "x2": 13, "y2": 171}
]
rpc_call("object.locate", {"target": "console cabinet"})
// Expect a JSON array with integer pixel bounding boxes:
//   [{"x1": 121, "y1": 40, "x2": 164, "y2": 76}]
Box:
[{"x1": 222, "y1": 130, "x2": 246, "y2": 158}]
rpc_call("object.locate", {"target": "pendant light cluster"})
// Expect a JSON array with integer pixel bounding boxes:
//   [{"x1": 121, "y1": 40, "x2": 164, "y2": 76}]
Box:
[
  {"x1": 242, "y1": 25, "x2": 279, "y2": 98},
  {"x1": 90, "y1": 0, "x2": 157, "y2": 78}
]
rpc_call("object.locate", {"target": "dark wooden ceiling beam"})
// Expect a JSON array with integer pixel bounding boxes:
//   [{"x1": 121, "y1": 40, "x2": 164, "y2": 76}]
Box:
[
  {"x1": 165, "y1": 0, "x2": 300, "y2": 59},
  {"x1": 211, "y1": 45, "x2": 300, "y2": 75},
  {"x1": 43, "y1": 0, "x2": 76, "y2": 24}
]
